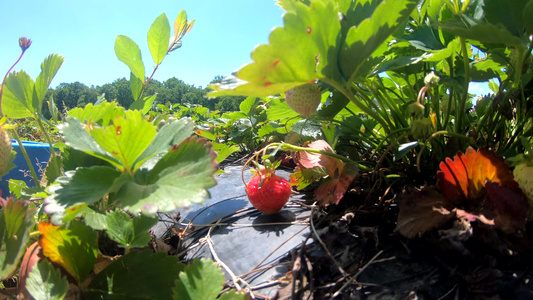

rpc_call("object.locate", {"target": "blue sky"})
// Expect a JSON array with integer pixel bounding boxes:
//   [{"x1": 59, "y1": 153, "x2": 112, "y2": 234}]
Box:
[
  {"x1": 0, "y1": 0, "x2": 285, "y2": 89},
  {"x1": 1, "y1": 0, "x2": 490, "y2": 96}
]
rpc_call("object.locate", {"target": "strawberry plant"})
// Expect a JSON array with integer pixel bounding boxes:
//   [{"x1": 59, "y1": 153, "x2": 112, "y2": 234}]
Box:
[
  {"x1": 0, "y1": 10, "x2": 249, "y2": 299},
  {"x1": 1, "y1": 0, "x2": 533, "y2": 298}
]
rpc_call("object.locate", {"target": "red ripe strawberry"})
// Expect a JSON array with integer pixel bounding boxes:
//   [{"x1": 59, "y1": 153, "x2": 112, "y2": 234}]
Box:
[
  {"x1": 246, "y1": 171, "x2": 291, "y2": 214},
  {"x1": 285, "y1": 83, "x2": 321, "y2": 116}
]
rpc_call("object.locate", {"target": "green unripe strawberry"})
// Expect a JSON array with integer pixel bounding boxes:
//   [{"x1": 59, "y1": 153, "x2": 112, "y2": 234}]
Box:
[
  {"x1": 424, "y1": 71, "x2": 440, "y2": 87},
  {"x1": 408, "y1": 102, "x2": 425, "y2": 119},
  {"x1": 285, "y1": 83, "x2": 321, "y2": 116},
  {"x1": 513, "y1": 163, "x2": 533, "y2": 207},
  {"x1": 0, "y1": 125, "x2": 12, "y2": 178},
  {"x1": 411, "y1": 117, "x2": 433, "y2": 140}
]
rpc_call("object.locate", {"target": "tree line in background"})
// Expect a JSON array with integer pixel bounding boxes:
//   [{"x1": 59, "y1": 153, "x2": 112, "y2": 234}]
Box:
[{"x1": 44, "y1": 75, "x2": 245, "y2": 115}]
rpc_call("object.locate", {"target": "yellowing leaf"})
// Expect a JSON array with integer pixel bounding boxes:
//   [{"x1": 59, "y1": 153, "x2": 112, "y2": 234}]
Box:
[{"x1": 38, "y1": 221, "x2": 97, "y2": 282}]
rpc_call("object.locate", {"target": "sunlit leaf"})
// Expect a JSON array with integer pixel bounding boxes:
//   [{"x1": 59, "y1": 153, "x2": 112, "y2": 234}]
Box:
[
  {"x1": 239, "y1": 96, "x2": 260, "y2": 115},
  {"x1": 87, "y1": 250, "x2": 184, "y2": 300},
  {"x1": 148, "y1": 13, "x2": 170, "y2": 65},
  {"x1": 115, "y1": 35, "x2": 145, "y2": 83},
  {"x1": 59, "y1": 117, "x2": 120, "y2": 168},
  {"x1": 105, "y1": 210, "x2": 158, "y2": 249},
  {"x1": 130, "y1": 71, "x2": 144, "y2": 100},
  {"x1": 470, "y1": 53, "x2": 508, "y2": 81},
  {"x1": 172, "y1": 258, "x2": 225, "y2": 300},
  {"x1": 87, "y1": 111, "x2": 157, "y2": 172},
  {"x1": 129, "y1": 94, "x2": 157, "y2": 115},
  {"x1": 437, "y1": 147, "x2": 518, "y2": 203},
  {"x1": 26, "y1": 259, "x2": 68, "y2": 300},
  {"x1": 34, "y1": 54, "x2": 64, "y2": 112},
  {"x1": 135, "y1": 119, "x2": 194, "y2": 168},
  {"x1": 67, "y1": 101, "x2": 124, "y2": 127},
  {"x1": 2, "y1": 71, "x2": 35, "y2": 119},
  {"x1": 173, "y1": 9, "x2": 188, "y2": 41},
  {"x1": 118, "y1": 136, "x2": 217, "y2": 215},
  {"x1": 208, "y1": 0, "x2": 341, "y2": 97},
  {"x1": 0, "y1": 198, "x2": 36, "y2": 279},
  {"x1": 38, "y1": 221, "x2": 97, "y2": 283},
  {"x1": 266, "y1": 98, "x2": 300, "y2": 121}
]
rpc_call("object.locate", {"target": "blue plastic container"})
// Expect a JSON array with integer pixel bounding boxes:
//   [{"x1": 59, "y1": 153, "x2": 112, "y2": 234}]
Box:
[{"x1": 0, "y1": 139, "x2": 54, "y2": 196}]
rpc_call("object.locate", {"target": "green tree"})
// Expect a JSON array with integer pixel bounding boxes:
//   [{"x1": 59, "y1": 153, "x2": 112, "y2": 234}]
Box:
[{"x1": 53, "y1": 82, "x2": 98, "y2": 111}]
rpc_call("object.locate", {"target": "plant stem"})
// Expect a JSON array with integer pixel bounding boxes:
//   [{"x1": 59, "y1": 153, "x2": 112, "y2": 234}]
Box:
[
  {"x1": 322, "y1": 78, "x2": 391, "y2": 135},
  {"x1": 0, "y1": 49, "x2": 28, "y2": 117},
  {"x1": 455, "y1": 37, "x2": 470, "y2": 134},
  {"x1": 11, "y1": 129, "x2": 41, "y2": 188},
  {"x1": 35, "y1": 115, "x2": 61, "y2": 175},
  {"x1": 270, "y1": 142, "x2": 372, "y2": 171}
]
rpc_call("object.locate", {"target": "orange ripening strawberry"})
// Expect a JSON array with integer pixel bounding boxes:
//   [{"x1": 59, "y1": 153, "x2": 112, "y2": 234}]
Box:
[
  {"x1": 246, "y1": 172, "x2": 291, "y2": 214},
  {"x1": 285, "y1": 83, "x2": 321, "y2": 116}
]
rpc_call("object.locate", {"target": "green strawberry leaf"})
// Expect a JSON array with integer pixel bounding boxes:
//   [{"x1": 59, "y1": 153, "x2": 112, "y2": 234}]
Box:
[
  {"x1": 48, "y1": 94, "x2": 60, "y2": 122},
  {"x1": 172, "y1": 258, "x2": 225, "y2": 300},
  {"x1": 105, "y1": 209, "x2": 158, "y2": 249},
  {"x1": 83, "y1": 207, "x2": 107, "y2": 230},
  {"x1": 87, "y1": 250, "x2": 184, "y2": 300},
  {"x1": 67, "y1": 101, "x2": 125, "y2": 127},
  {"x1": 59, "y1": 117, "x2": 120, "y2": 167},
  {"x1": 61, "y1": 112, "x2": 159, "y2": 173},
  {"x1": 437, "y1": 15, "x2": 525, "y2": 47},
  {"x1": 470, "y1": 53, "x2": 508, "y2": 81},
  {"x1": 130, "y1": 71, "x2": 144, "y2": 100},
  {"x1": 45, "y1": 166, "x2": 122, "y2": 209},
  {"x1": 266, "y1": 98, "x2": 300, "y2": 121},
  {"x1": 0, "y1": 198, "x2": 36, "y2": 279},
  {"x1": 148, "y1": 13, "x2": 170, "y2": 65},
  {"x1": 34, "y1": 54, "x2": 64, "y2": 112},
  {"x1": 26, "y1": 259, "x2": 68, "y2": 300},
  {"x1": 212, "y1": 143, "x2": 240, "y2": 164},
  {"x1": 173, "y1": 9, "x2": 189, "y2": 41},
  {"x1": 38, "y1": 221, "x2": 97, "y2": 283},
  {"x1": 208, "y1": 0, "x2": 341, "y2": 97},
  {"x1": 135, "y1": 119, "x2": 194, "y2": 168},
  {"x1": 88, "y1": 110, "x2": 157, "y2": 172},
  {"x1": 118, "y1": 137, "x2": 217, "y2": 215},
  {"x1": 172, "y1": 9, "x2": 195, "y2": 49},
  {"x1": 129, "y1": 94, "x2": 157, "y2": 115},
  {"x1": 524, "y1": 0, "x2": 533, "y2": 35},
  {"x1": 484, "y1": 0, "x2": 529, "y2": 38},
  {"x1": 115, "y1": 35, "x2": 145, "y2": 83},
  {"x1": 340, "y1": 0, "x2": 418, "y2": 83},
  {"x1": 2, "y1": 71, "x2": 35, "y2": 119}
]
